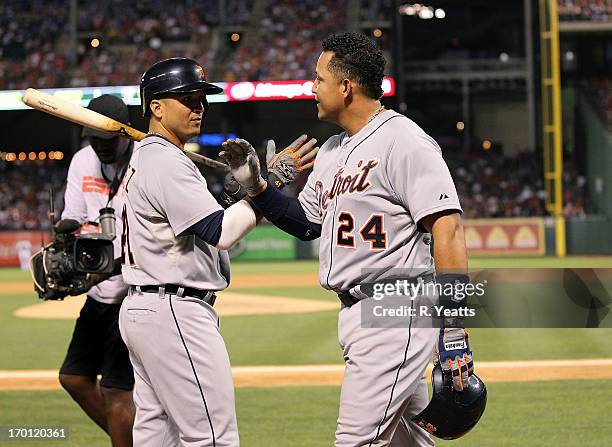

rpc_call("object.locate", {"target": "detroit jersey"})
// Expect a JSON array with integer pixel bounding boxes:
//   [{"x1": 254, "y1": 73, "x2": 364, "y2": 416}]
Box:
[
  {"x1": 298, "y1": 109, "x2": 462, "y2": 292},
  {"x1": 62, "y1": 145, "x2": 130, "y2": 304},
  {"x1": 121, "y1": 135, "x2": 230, "y2": 290}
]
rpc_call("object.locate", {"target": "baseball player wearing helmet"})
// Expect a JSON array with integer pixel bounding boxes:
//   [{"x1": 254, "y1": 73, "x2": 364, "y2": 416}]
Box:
[
  {"x1": 59, "y1": 95, "x2": 135, "y2": 447},
  {"x1": 118, "y1": 57, "x2": 316, "y2": 446},
  {"x1": 222, "y1": 33, "x2": 475, "y2": 446}
]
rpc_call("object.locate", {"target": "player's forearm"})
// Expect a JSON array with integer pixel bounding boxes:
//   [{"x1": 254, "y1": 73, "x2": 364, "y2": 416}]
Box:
[
  {"x1": 428, "y1": 213, "x2": 471, "y2": 330},
  {"x1": 249, "y1": 181, "x2": 321, "y2": 241},
  {"x1": 431, "y1": 213, "x2": 467, "y2": 272},
  {"x1": 216, "y1": 200, "x2": 258, "y2": 250},
  {"x1": 188, "y1": 202, "x2": 258, "y2": 250}
]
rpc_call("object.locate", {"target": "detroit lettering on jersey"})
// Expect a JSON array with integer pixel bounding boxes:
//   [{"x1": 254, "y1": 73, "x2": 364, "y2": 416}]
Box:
[
  {"x1": 315, "y1": 159, "x2": 379, "y2": 215},
  {"x1": 298, "y1": 109, "x2": 462, "y2": 292}
]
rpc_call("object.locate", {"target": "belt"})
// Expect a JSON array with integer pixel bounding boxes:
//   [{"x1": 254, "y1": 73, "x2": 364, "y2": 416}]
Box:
[
  {"x1": 337, "y1": 272, "x2": 436, "y2": 308},
  {"x1": 131, "y1": 285, "x2": 216, "y2": 306}
]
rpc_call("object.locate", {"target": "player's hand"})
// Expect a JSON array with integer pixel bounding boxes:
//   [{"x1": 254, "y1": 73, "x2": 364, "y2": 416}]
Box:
[
  {"x1": 265, "y1": 134, "x2": 318, "y2": 188},
  {"x1": 220, "y1": 138, "x2": 267, "y2": 196},
  {"x1": 437, "y1": 327, "x2": 474, "y2": 391}
]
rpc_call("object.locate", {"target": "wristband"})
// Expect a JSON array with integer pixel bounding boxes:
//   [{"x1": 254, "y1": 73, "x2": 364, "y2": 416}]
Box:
[{"x1": 437, "y1": 273, "x2": 470, "y2": 328}]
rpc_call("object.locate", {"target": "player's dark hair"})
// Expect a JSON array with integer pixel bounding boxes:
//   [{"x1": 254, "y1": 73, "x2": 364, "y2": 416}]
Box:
[{"x1": 322, "y1": 32, "x2": 385, "y2": 100}]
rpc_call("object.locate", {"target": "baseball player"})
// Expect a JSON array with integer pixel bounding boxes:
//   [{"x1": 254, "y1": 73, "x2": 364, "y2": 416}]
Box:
[
  {"x1": 118, "y1": 57, "x2": 317, "y2": 446},
  {"x1": 15, "y1": 239, "x2": 32, "y2": 270},
  {"x1": 222, "y1": 33, "x2": 475, "y2": 446},
  {"x1": 59, "y1": 95, "x2": 135, "y2": 447}
]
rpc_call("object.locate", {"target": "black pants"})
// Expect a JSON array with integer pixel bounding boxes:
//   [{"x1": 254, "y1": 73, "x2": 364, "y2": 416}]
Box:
[{"x1": 60, "y1": 296, "x2": 134, "y2": 390}]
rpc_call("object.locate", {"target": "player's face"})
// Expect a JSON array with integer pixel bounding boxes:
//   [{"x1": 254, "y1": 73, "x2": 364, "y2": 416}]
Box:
[
  {"x1": 158, "y1": 92, "x2": 207, "y2": 143},
  {"x1": 90, "y1": 136, "x2": 131, "y2": 164},
  {"x1": 312, "y1": 51, "x2": 344, "y2": 123}
]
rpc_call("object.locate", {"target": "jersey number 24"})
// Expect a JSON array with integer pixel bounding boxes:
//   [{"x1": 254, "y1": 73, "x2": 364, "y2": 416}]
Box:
[{"x1": 337, "y1": 212, "x2": 387, "y2": 250}]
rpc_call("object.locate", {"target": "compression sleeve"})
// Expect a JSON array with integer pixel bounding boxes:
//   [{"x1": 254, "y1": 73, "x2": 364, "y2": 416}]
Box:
[{"x1": 250, "y1": 183, "x2": 321, "y2": 241}]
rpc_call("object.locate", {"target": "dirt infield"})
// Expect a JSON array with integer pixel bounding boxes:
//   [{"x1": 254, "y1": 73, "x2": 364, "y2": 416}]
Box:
[
  {"x1": 1, "y1": 359, "x2": 611, "y2": 390},
  {"x1": 5, "y1": 271, "x2": 335, "y2": 319},
  {"x1": 1, "y1": 273, "x2": 321, "y2": 296},
  {"x1": 13, "y1": 291, "x2": 338, "y2": 319}
]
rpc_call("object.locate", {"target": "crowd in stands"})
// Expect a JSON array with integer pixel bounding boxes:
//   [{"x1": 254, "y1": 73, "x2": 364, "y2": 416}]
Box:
[
  {"x1": 77, "y1": 0, "x2": 217, "y2": 45},
  {"x1": 0, "y1": 0, "x2": 345, "y2": 88},
  {"x1": 0, "y1": 0, "x2": 252, "y2": 90},
  {"x1": 77, "y1": 0, "x2": 253, "y2": 45},
  {"x1": 360, "y1": 0, "x2": 392, "y2": 24},
  {"x1": 220, "y1": 0, "x2": 346, "y2": 81},
  {"x1": 68, "y1": 43, "x2": 217, "y2": 87},
  {"x1": 584, "y1": 79, "x2": 612, "y2": 128},
  {"x1": 0, "y1": 165, "x2": 67, "y2": 231},
  {"x1": 443, "y1": 150, "x2": 586, "y2": 219},
  {"x1": 0, "y1": 147, "x2": 589, "y2": 230},
  {"x1": 2, "y1": 0, "x2": 610, "y2": 91},
  {"x1": 0, "y1": 0, "x2": 67, "y2": 61},
  {"x1": 558, "y1": 0, "x2": 612, "y2": 21}
]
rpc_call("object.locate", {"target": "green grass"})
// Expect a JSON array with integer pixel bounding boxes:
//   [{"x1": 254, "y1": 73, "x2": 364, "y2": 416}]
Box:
[
  {"x1": 222, "y1": 311, "x2": 341, "y2": 365},
  {"x1": 470, "y1": 256, "x2": 612, "y2": 268},
  {"x1": 231, "y1": 286, "x2": 338, "y2": 301},
  {"x1": 1, "y1": 380, "x2": 611, "y2": 446},
  {"x1": 0, "y1": 293, "x2": 75, "y2": 370},
  {"x1": 1, "y1": 256, "x2": 612, "y2": 281},
  {"x1": 229, "y1": 260, "x2": 321, "y2": 274},
  {"x1": 2, "y1": 281, "x2": 612, "y2": 369},
  {"x1": 0, "y1": 269, "x2": 31, "y2": 281},
  {"x1": 437, "y1": 379, "x2": 612, "y2": 447},
  {"x1": 2, "y1": 290, "x2": 612, "y2": 369}
]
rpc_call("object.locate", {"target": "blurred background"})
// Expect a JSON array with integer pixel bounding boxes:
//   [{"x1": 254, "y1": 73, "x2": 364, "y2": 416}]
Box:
[
  {"x1": 0, "y1": 0, "x2": 611, "y2": 263},
  {"x1": 1, "y1": 3, "x2": 611, "y2": 446}
]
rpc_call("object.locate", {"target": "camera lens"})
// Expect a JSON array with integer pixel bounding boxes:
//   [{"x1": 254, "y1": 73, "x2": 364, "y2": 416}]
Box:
[{"x1": 78, "y1": 249, "x2": 104, "y2": 270}]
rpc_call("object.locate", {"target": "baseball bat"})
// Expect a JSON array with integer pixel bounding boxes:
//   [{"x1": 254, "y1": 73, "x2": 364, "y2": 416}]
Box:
[{"x1": 23, "y1": 88, "x2": 229, "y2": 172}]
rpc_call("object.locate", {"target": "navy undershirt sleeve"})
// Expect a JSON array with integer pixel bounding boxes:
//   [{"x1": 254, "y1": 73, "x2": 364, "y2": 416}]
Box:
[
  {"x1": 250, "y1": 182, "x2": 321, "y2": 241},
  {"x1": 189, "y1": 210, "x2": 224, "y2": 246}
]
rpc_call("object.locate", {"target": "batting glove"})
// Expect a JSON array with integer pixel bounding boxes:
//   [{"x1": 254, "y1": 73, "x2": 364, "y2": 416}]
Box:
[
  {"x1": 437, "y1": 327, "x2": 474, "y2": 392},
  {"x1": 220, "y1": 138, "x2": 267, "y2": 196},
  {"x1": 265, "y1": 134, "x2": 318, "y2": 188}
]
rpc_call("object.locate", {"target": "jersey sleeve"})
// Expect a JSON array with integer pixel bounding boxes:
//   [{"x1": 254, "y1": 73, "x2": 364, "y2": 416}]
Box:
[
  {"x1": 386, "y1": 131, "x2": 462, "y2": 227},
  {"x1": 298, "y1": 138, "x2": 336, "y2": 225},
  {"x1": 297, "y1": 170, "x2": 322, "y2": 225},
  {"x1": 146, "y1": 153, "x2": 223, "y2": 235},
  {"x1": 61, "y1": 154, "x2": 88, "y2": 223}
]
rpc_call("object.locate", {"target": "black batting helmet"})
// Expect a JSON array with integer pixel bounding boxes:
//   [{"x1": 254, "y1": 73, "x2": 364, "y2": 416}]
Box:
[
  {"x1": 139, "y1": 57, "x2": 223, "y2": 117},
  {"x1": 411, "y1": 363, "x2": 487, "y2": 440}
]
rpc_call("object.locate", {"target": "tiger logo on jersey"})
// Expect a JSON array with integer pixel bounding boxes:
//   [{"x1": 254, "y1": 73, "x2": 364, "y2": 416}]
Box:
[{"x1": 314, "y1": 158, "x2": 379, "y2": 215}]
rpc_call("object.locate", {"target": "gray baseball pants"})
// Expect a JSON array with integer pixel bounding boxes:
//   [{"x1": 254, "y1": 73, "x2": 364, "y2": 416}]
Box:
[
  {"x1": 335, "y1": 299, "x2": 437, "y2": 446},
  {"x1": 119, "y1": 289, "x2": 239, "y2": 447}
]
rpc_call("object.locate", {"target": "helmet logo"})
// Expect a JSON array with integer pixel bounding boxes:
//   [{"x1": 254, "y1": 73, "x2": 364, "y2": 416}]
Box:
[
  {"x1": 195, "y1": 65, "x2": 206, "y2": 80},
  {"x1": 419, "y1": 422, "x2": 437, "y2": 434}
]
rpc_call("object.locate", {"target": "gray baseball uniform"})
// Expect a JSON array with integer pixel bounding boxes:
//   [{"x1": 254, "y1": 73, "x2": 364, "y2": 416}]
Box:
[
  {"x1": 298, "y1": 109, "x2": 462, "y2": 446},
  {"x1": 119, "y1": 135, "x2": 238, "y2": 446}
]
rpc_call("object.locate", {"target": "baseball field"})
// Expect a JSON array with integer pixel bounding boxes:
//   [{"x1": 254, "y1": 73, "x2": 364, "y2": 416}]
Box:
[{"x1": 1, "y1": 256, "x2": 612, "y2": 446}]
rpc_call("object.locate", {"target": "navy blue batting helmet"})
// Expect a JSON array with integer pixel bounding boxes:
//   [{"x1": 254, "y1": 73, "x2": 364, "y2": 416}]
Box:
[
  {"x1": 140, "y1": 57, "x2": 223, "y2": 117},
  {"x1": 411, "y1": 363, "x2": 487, "y2": 440}
]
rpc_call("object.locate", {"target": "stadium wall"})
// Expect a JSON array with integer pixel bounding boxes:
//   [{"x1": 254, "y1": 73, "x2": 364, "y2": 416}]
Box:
[{"x1": 578, "y1": 93, "x2": 612, "y2": 216}]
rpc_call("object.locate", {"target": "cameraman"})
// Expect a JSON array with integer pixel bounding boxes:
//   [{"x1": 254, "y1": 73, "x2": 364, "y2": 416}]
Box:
[{"x1": 58, "y1": 95, "x2": 134, "y2": 447}]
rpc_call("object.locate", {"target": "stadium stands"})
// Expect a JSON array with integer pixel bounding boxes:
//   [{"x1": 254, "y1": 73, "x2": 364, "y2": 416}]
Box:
[
  {"x1": 0, "y1": 148, "x2": 589, "y2": 230},
  {"x1": 220, "y1": 0, "x2": 346, "y2": 81},
  {"x1": 558, "y1": 0, "x2": 612, "y2": 21},
  {"x1": 0, "y1": 165, "x2": 67, "y2": 230},
  {"x1": 0, "y1": 0, "x2": 254, "y2": 89},
  {"x1": 583, "y1": 79, "x2": 612, "y2": 128}
]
